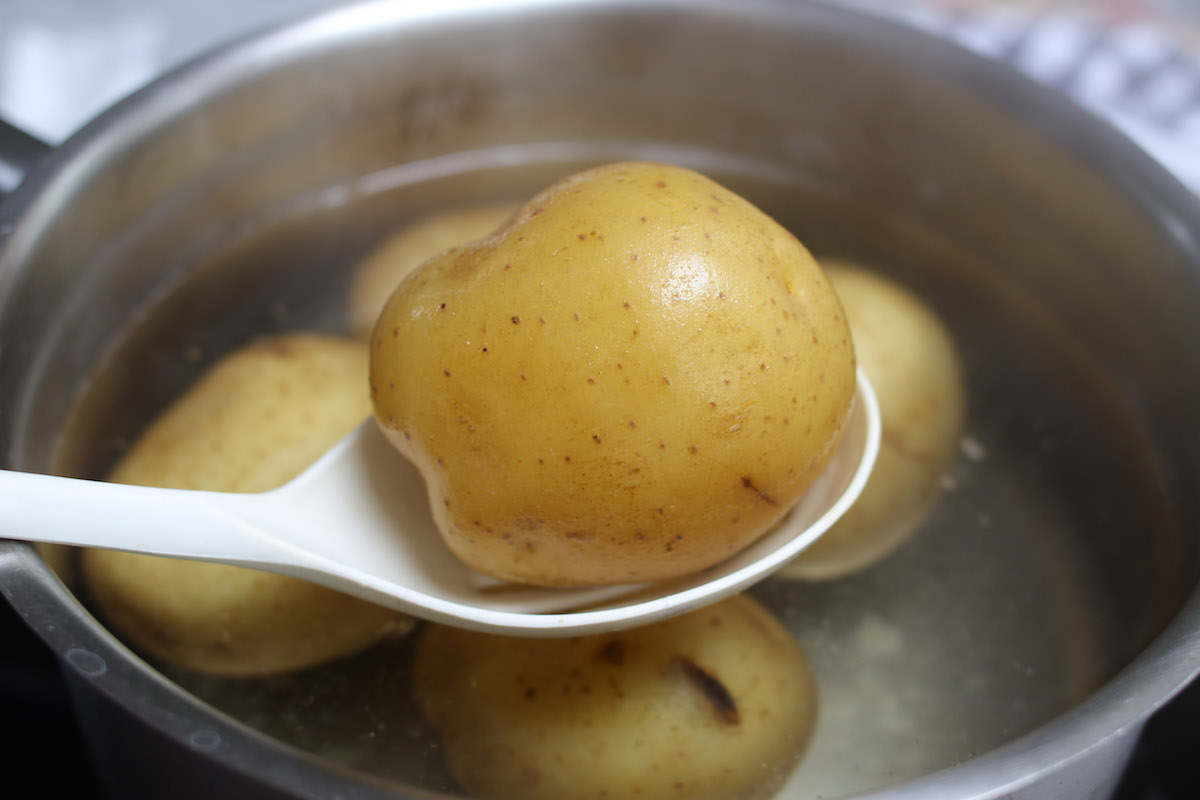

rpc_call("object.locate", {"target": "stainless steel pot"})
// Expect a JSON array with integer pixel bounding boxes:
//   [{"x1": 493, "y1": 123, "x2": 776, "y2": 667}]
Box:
[{"x1": 2, "y1": 1, "x2": 1198, "y2": 798}]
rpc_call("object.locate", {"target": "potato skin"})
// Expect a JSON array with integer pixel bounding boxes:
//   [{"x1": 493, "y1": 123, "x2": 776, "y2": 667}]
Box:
[
  {"x1": 82, "y1": 334, "x2": 411, "y2": 676},
  {"x1": 347, "y1": 204, "x2": 517, "y2": 340},
  {"x1": 371, "y1": 162, "x2": 855, "y2": 586},
  {"x1": 413, "y1": 594, "x2": 817, "y2": 800},
  {"x1": 780, "y1": 263, "x2": 965, "y2": 579}
]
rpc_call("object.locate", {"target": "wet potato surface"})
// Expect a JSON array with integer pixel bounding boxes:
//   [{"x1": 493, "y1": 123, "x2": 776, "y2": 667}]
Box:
[{"x1": 370, "y1": 163, "x2": 856, "y2": 587}]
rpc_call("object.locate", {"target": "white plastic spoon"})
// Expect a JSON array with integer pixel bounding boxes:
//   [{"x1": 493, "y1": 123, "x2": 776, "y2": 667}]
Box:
[{"x1": 2, "y1": 369, "x2": 878, "y2": 636}]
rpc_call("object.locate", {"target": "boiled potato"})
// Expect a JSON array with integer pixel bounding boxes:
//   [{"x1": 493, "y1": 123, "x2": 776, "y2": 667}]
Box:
[
  {"x1": 413, "y1": 594, "x2": 817, "y2": 800},
  {"x1": 371, "y1": 162, "x2": 855, "y2": 587},
  {"x1": 82, "y1": 334, "x2": 412, "y2": 676},
  {"x1": 779, "y1": 262, "x2": 965, "y2": 580},
  {"x1": 347, "y1": 204, "x2": 517, "y2": 340}
]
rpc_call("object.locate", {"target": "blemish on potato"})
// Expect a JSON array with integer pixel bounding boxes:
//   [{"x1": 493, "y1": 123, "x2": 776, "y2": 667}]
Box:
[
  {"x1": 741, "y1": 477, "x2": 778, "y2": 506},
  {"x1": 595, "y1": 639, "x2": 627, "y2": 665},
  {"x1": 676, "y1": 657, "x2": 739, "y2": 725}
]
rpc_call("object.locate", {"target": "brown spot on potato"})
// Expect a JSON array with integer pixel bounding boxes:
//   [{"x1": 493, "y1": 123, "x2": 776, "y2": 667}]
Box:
[
  {"x1": 677, "y1": 657, "x2": 739, "y2": 725},
  {"x1": 741, "y1": 476, "x2": 778, "y2": 506},
  {"x1": 595, "y1": 639, "x2": 627, "y2": 665}
]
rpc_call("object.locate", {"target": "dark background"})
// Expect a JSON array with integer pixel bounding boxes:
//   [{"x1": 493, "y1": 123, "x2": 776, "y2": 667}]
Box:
[{"x1": 2, "y1": 593, "x2": 1196, "y2": 798}]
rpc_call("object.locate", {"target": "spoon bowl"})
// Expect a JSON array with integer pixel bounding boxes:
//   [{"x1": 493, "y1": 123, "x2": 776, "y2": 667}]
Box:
[{"x1": 2, "y1": 369, "x2": 878, "y2": 636}]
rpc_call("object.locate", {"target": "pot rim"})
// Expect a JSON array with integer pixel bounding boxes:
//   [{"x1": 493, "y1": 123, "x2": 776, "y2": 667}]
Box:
[{"x1": 2, "y1": 1, "x2": 1199, "y2": 797}]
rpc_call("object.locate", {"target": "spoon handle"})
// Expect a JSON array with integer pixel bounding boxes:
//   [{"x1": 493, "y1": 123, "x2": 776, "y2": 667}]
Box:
[{"x1": 0, "y1": 468, "x2": 291, "y2": 568}]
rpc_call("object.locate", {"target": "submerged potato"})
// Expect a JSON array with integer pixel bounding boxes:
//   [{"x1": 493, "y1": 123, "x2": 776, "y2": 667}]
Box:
[
  {"x1": 372, "y1": 162, "x2": 856, "y2": 587},
  {"x1": 780, "y1": 263, "x2": 965, "y2": 580},
  {"x1": 347, "y1": 204, "x2": 517, "y2": 340},
  {"x1": 82, "y1": 334, "x2": 412, "y2": 676},
  {"x1": 413, "y1": 594, "x2": 817, "y2": 800}
]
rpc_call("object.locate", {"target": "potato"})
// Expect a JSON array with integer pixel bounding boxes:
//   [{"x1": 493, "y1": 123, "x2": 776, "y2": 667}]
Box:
[
  {"x1": 82, "y1": 334, "x2": 412, "y2": 676},
  {"x1": 371, "y1": 162, "x2": 856, "y2": 586},
  {"x1": 347, "y1": 204, "x2": 517, "y2": 340},
  {"x1": 413, "y1": 594, "x2": 817, "y2": 800},
  {"x1": 779, "y1": 262, "x2": 965, "y2": 580}
]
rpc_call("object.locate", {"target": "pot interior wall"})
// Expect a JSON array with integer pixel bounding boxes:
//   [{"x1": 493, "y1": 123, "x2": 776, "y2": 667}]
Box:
[{"x1": 2, "y1": 3, "x2": 1198, "y2": 798}]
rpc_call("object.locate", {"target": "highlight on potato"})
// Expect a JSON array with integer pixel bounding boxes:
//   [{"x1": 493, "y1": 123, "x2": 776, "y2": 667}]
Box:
[{"x1": 369, "y1": 161, "x2": 857, "y2": 588}]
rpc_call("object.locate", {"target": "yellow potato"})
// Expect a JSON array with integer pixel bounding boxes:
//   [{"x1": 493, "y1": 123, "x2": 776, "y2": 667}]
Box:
[
  {"x1": 780, "y1": 262, "x2": 965, "y2": 580},
  {"x1": 413, "y1": 594, "x2": 817, "y2": 800},
  {"x1": 82, "y1": 334, "x2": 412, "y2": 676},
  {"x1": 347, "y1": 204, "x2": 517, "y2": 340},
  {"x1": 371, "y1": 162, "x2": 856, "y2": 586}
]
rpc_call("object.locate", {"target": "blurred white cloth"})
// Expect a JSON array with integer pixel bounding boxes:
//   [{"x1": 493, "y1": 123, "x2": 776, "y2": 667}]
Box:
[
  {"x1": 0, "y1": 0, "x2": 342, "y2": 144},
  {"x1": 852, "y1": 1, "x2": 1200, "y2": 192},
  {"x1": 1, "y1": 0, "x2": 1197, "y2": 192}
]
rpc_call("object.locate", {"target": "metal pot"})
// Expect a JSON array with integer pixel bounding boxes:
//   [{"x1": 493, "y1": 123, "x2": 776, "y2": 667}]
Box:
[{"x1": 2, "y1": 1, "x2": 1198, "y2": 798}]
